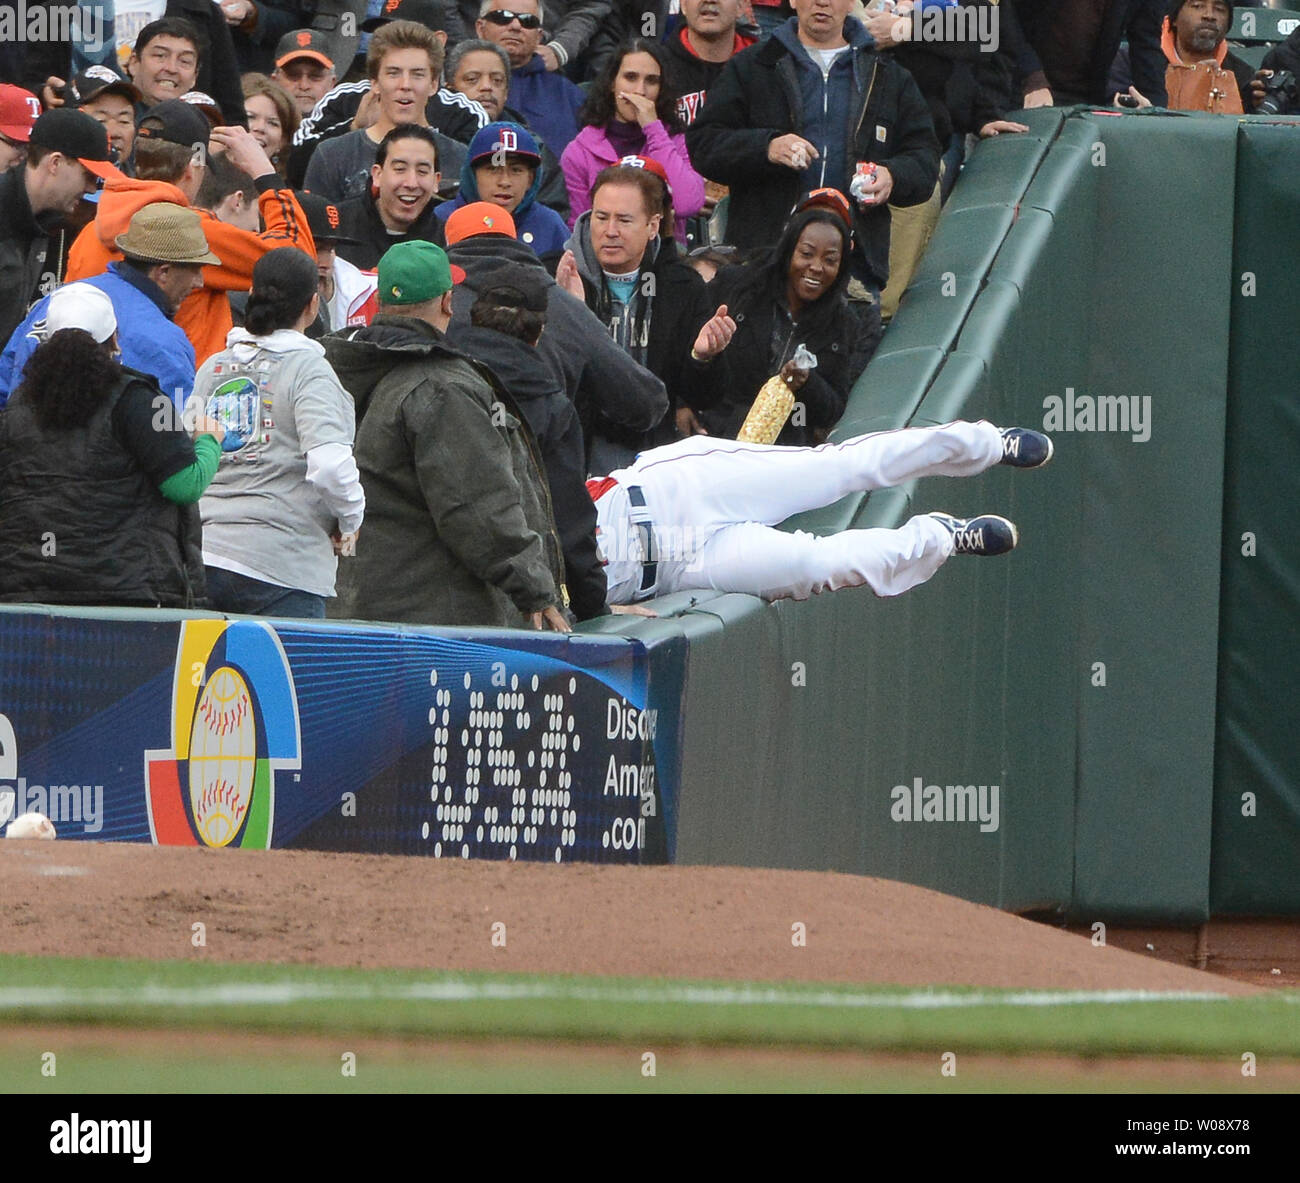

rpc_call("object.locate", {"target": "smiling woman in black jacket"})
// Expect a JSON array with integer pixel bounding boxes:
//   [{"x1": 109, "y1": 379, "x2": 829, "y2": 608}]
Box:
[{"x1": 688, "y1": 189, "x2": 881, "y2": 446}]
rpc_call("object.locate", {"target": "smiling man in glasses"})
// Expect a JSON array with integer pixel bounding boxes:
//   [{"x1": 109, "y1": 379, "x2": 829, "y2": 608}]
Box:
[{"x1": 475, "y1": 0, "x2": 588, "y2": 153}]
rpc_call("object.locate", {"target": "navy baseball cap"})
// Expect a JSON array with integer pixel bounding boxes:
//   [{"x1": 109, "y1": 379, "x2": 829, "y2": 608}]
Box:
[{"x1": 468, "y1": 121, "x2": 541, "y2": 167}]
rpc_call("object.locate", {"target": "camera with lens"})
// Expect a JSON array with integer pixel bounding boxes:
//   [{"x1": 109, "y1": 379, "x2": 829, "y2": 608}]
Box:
[{"x1": 1256, "y1": 69, "x2": 1298, "y2": 116}]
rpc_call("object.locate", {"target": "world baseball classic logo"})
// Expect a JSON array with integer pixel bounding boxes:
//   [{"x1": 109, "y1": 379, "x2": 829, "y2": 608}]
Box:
[{"x1": 145, "y1": 620, "x2": 301, "y2": 848}]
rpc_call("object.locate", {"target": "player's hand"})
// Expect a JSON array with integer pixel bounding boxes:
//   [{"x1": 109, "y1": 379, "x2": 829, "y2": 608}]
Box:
[
  {"x1": 538, "y1": 44, "x2": 562, "y2": 71},
  {"x1": 42, "y1": 76, "x2": 66, "y2": 108},
  {"x1": 331, "y1": 529, "x2": 359, "y2": 557},
  {"x1": 610, "y1": 603, "x2": 659, "y2": 617},
  {"x1": 691, "y1": 303, "x2": 736, "y2": 360},
  {"x1": 675, "y1": 406, "x2": 708, "y2": 437},
  {"x1": 860, "y1": 164, "x2": 893, "y2": 205},
  {"x1": 780, "y1": 358, "x2": 810, "y2": 392},
  {"x1": 530, "y1": 605, "x2": 571, "y2": 632},
  {"x1": 1023, "y1": 86, "x2": 1054, "y2": 109},
  {"x1": 211, "y1": 125, "x2": 275, "y2": 179},
  {"x1": 193, "y1": 415, "x2": 226, "y2": 444},
  {"x1": 1249, "y1": 70, "x2": 1272, "y2": 108},
  {"x1": 979, "y1": 119, "x2": 1030, "y2": 138},
  {"x1": 768, "y1": 133, "x2": 818, "y2": 171},
  {"x1": 555, "y1": 250, "x2": 584, "y2": 299}
]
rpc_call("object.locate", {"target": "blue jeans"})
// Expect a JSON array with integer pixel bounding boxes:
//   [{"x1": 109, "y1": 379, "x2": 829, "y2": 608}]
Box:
[{"x1": 205, "y1": 566, "x2": 326, "y2": 619}]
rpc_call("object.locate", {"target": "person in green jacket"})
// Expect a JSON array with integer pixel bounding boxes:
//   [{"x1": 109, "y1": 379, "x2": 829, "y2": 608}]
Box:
[
  {"x1": 324, "y1": 240, "x2": 571, "y2": 631},
  {"x1": 0, "y1": 282, "x2": 224, "y2": 608}
]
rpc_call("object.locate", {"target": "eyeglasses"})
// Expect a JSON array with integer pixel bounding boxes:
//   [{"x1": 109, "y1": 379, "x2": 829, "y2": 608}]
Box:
[{"x1": 483, "y1": 9, "x2": 542, "y2": 28}]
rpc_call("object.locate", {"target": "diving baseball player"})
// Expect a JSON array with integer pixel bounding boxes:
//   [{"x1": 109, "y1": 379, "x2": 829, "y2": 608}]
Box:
[{"x1": 587, "y1": 421, "x2": 1053, "y2": 604}]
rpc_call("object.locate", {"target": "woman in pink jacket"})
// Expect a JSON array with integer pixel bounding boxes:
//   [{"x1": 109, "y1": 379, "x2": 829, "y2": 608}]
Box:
[{"x1": 560, "y1": 39, "x2": 706, "y2": 242}]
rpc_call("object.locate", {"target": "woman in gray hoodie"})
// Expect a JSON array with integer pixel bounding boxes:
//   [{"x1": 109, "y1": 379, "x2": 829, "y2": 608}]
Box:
[{"x1": 194, "y1": 246, "x2": 366, "y2": 618}]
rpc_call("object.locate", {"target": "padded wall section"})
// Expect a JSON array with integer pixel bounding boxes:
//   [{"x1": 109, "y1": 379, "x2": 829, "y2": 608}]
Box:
[
  {"x1": 1063, "y1": 114, "x2": 1234, "y2": 922},
  {"x1": 585, "y1": 112, "x2": 1287, "y2": 921},
  {"x1": 1212, "y1": 119, "x2": 1300, "y2": 913}
]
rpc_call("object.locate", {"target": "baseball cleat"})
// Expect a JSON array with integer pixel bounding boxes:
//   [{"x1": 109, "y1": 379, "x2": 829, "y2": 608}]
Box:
[
  {"x1": 930, "y1": 512, "x2": 1019, "y2": 556},
  {"x1": 998, "y1": 427, "x2": 1053, "y2": 468}
]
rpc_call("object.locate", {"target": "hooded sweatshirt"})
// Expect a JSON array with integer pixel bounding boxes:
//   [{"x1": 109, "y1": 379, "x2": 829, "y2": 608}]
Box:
[
  {"x1": 507, "y1": 55, "x2": 587, "y2": 155},
  {"x1": 195, "y1": 327, "x2": 363, "y2": 599},
  {"x1": 560, "y1": 119, "x2": 706, "y2": 240},
  {"x1": 435, "y1": 157, "x2": 572, "y2": 259},
  {"x1": 65, "y1": 176, "x2": 315, "y2": 366},
  {"x1": 665, "y1": 24, "x2": 757, "y2": 126},
  {"x1": 565, "y1": 212, "x2": 713, "y2": 455}
]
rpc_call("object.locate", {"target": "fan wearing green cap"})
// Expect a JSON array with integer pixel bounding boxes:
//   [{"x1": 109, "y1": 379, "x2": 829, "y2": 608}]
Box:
[{"x1": 323, "y1": 239, "x2": 571, "y2": 632}]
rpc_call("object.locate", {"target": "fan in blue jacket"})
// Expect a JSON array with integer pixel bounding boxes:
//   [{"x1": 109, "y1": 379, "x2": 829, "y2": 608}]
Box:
[
  {"x1": 435, "y1": 122, "x2": 571, "y2": 262},
  {"x1": 0, "y1": 261, "x2": 196, "y2": 410}
]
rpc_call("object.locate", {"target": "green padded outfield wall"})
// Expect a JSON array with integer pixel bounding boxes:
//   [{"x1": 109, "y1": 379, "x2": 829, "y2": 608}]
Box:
[
  {"x1": 584, "y1": 109, "x2": 1300, "y2": 921},
  {"x1": 1213, "y1": 119, "x2": 1300, "y2": 913}
]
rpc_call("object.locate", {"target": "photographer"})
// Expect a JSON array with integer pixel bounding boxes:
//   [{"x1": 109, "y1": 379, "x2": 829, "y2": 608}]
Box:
[{"x1": 1250, "y1": 25, "x2": 1300, "y2": 115}]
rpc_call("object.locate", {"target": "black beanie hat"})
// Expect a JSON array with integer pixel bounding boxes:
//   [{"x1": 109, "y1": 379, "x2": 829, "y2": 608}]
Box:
[{"x1": 1167, "y1": 0, "x2": 1235, "y2": 26}]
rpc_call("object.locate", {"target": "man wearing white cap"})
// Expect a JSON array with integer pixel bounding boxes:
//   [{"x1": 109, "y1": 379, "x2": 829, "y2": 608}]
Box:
[{"x1": 38, "y1": 282, "x2": 119, "y2": 344}]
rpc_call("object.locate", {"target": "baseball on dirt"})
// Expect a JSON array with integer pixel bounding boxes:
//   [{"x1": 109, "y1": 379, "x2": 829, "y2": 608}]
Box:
[{"x1": 6, "y1": 812, "x2": 57, "y2": 840}]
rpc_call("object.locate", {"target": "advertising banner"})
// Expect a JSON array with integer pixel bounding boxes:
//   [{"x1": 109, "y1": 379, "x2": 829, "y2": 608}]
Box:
[{"x1": 0, "y1": 609, "x2": 685, "y2": 865}]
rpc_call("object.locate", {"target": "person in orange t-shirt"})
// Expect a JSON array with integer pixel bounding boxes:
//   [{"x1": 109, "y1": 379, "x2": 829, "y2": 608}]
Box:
[{"x1": 64, "y1": 99, "x2": 313, "y2": 364}]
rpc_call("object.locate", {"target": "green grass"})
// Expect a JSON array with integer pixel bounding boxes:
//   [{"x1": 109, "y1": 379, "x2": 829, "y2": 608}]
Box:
[
  {"x1": 1, "y1": 953, "x2": 1297, "y2": 1061},
  {"x1": 0, "y1": 1038, "x2": 1277, "y2": 1094}
]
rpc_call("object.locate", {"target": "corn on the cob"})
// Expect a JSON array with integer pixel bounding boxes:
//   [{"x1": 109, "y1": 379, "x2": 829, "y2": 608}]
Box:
[{"x1": 736, "y1": 374, "x2": 795, "y2": 444}]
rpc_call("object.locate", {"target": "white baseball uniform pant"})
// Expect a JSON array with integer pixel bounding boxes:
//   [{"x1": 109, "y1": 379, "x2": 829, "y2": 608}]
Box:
[{"x1": 598, "y1": 419, "x2": 1005, "y2": 603}]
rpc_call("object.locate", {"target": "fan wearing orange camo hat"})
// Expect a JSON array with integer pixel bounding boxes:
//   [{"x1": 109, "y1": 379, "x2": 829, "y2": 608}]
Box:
[{"x1": 443, "y1": 200, "x2": 516, "y2": 245}]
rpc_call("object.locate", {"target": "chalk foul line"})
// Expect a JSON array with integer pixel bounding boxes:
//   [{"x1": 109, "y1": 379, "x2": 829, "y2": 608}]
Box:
[{"x1": 0, "y1": 980, "x2": 1258, "y2": 1012}]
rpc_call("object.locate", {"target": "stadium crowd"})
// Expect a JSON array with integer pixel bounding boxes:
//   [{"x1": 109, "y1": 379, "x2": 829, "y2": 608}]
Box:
[{"x1": 0, "y1": 0, "x2": 1292, "y2": 625}]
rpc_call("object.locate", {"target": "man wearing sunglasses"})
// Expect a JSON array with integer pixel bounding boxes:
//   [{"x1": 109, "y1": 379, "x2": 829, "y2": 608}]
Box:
[{"x1": 475, "y1": 0, "x2": 588, "y2": 153}]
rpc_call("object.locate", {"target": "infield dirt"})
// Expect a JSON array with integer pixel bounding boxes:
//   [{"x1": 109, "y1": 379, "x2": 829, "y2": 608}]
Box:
[{"x1": 0, "y1": 841, "x2": 1269, "y2": 994}]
